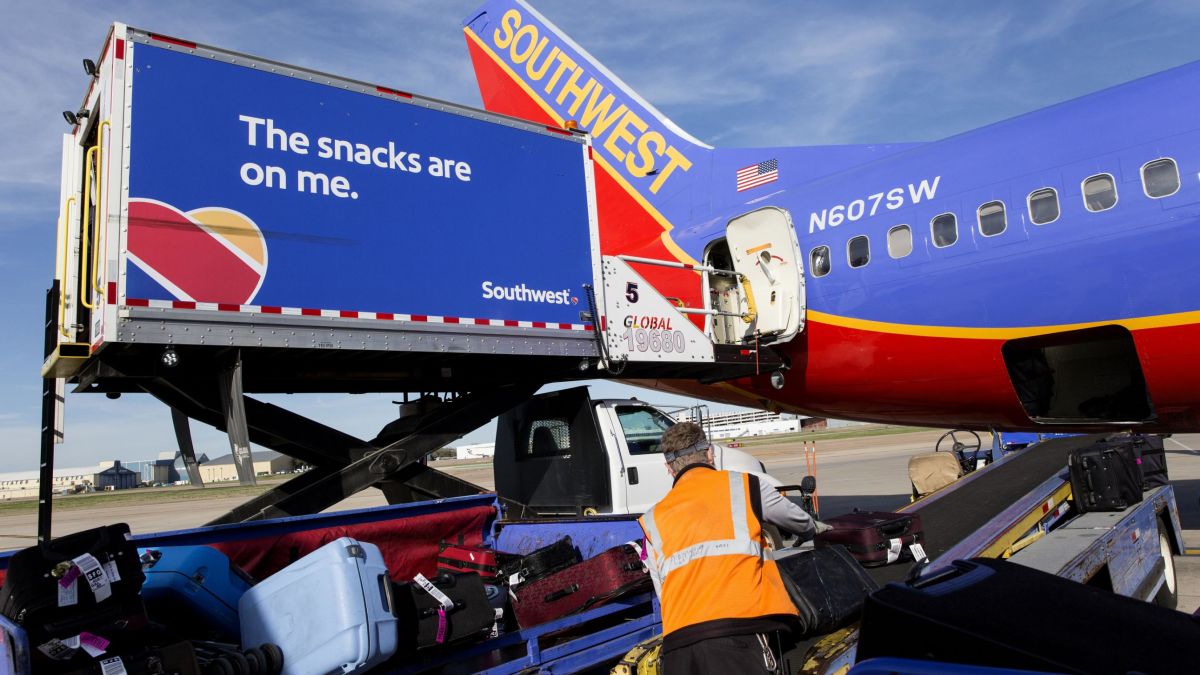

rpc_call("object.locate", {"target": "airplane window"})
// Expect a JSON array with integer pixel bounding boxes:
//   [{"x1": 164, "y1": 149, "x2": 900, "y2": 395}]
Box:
[
  {"x1": 847, "y1": 236, "x2": 870, "y2": 268},
  {"x1": 931, "y1": 213, "x2": 957, "y2": 248},
  {"x1": 1142, "y1": 158, "x2": 1180, "y2": 198},
  {"x1": 1083, "y1": 174, "x2": 1117, "y2": 211},
  {"x1": 978, "y1": 201, "x2": 1006, "y2": 237},
  {"x1": 810, "y1": 246, "x2": 831, "y2": 277},
  {"x1": 887, "y1": 225, "x2": 912, "y2": 259},
  {"x1": 1028, "y1": 188, "x2": 1059, "y2": 225}
]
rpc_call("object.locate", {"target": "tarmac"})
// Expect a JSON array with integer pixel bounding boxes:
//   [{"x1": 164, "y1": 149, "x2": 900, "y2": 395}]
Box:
[{"x1": 1, "y1": 428, "x2": 1198, "y2": 610}]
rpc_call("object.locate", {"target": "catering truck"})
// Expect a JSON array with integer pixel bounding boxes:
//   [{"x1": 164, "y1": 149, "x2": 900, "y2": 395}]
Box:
[{"x1": 39, "y1": 24, "x2": 787, "y2": 534}]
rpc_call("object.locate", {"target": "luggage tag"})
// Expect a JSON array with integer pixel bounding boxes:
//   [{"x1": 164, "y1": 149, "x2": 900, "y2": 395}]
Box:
[
  {"x1": 886, "y1": 538, "x2": 903, "y2": 564},
  {"x1": 78, "y1": 631, "x2": 110, "y2": 658},
  {"x1": 414, "y1": 573, "x2": 455, "y2": 644},
  {"x1": 99, "y1": 656, "x2": 128, "y2": 675},
  {"x1": 627, "y1": 540, "x2": 646, "y2": 561},
  {"x1": 103, "y1": 559, "x2": 121, "y2": 583},
  {"x1": 908, "y1": 543, "x2": 928, "y2": 563},
  {"x1": 73, "y1": 553, "x2": 113, "y2": 602},
  {"x1": 37, "y1": 636, "x2": 79, "y2": 661},
  {"x1": 488, "y1": 608, "x2": 504, "y2": 639},
  {"x1": 57, "y1": 578, "x2": 78, "y2": 608},
  {"x1": 56, "y1": 562, "x2": 82, "y2": 607}
]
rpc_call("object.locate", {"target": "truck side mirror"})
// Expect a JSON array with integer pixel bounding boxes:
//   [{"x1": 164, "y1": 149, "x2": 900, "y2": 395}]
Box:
[{"x1": 800, "y1": 475, "x2": 816, "y2": 494}]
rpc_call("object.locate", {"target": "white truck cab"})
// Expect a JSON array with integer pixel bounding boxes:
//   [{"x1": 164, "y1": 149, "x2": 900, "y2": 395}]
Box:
[{"x1": 492, "y1": 386, "x2": 780, "y2": 517}]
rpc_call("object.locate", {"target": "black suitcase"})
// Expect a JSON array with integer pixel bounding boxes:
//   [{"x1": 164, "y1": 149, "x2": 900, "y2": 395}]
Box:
[
  {"x1": 1067, "y1": 440, "x2": 1142, "y2": 513},
  {"x1": 775, "y1": 545, "x2": 877, "y2": 636},
  {"x1": 859, "y1": 557, "x2": 1200, "y2": 674},
  {"x1": 393, "y1": 572, "x2": 496, "y2": 651},
  {"x1": 0, "y1": 524, "x2": 148, "y2": 671},
  {"x1": 63, "y1": 641, "x2": 201, "y2": 675},
  {"x1": 497, "y1": 537, "x2": 579, "y2": 587},
  {"x1": 1137, "y1": 435, "x2": 1170, "y2": 489}
]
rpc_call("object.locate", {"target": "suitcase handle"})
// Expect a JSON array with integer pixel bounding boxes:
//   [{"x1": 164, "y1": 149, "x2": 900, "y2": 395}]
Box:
[
  {"x1": 544, "y1": 584, "x2": 580, "y2": 603},
  {"x1": 878, "y1": 520, "x2": 910, "y2": 537}
]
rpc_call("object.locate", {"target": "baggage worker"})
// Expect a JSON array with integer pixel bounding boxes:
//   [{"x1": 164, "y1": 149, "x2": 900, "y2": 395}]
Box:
[{"x1": 638, "y1": 422, "x2": 832, "y2": 674}]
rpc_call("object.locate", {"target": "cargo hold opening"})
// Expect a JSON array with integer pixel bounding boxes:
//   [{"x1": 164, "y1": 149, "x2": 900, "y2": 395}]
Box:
[{"x1": 1003, "y1": 325, "x2": 1155, "y2": 424}]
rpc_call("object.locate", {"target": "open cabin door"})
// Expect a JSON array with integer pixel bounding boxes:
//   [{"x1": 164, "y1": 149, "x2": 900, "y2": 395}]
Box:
[{"x1": 708, "y1": 207, "x2": 805, "y2": 345}]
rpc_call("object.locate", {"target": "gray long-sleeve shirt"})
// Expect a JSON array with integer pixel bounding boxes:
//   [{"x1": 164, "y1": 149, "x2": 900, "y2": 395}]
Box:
[{"x1": 758, "y1": 477, "x2": 817, "y2": 540}]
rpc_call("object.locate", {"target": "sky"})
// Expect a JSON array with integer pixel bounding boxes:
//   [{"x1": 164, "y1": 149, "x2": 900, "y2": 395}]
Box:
[{"x1": 3, "y1": 0, "x2": 1200, "y2": 472}]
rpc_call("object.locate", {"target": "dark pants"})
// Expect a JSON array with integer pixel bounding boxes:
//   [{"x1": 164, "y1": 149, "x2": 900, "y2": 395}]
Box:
[{"x1": 662, "y1": 634, "x2": 777, "y2": 674}]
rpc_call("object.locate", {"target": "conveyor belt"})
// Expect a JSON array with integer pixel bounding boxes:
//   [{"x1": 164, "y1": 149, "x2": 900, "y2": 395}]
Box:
[{"x1": 865, "y1": 433, "x2": 1104, "y2": 587}]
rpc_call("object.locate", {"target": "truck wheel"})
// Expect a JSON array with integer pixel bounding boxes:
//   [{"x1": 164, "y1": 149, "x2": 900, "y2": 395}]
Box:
[{"x1": 1154, "y1": 525, "x2": 1178, "y2": 610}]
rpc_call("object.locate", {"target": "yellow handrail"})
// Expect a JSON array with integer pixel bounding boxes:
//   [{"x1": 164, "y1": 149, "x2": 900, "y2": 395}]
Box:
[
  {"x1": 58, "y1": 196, "x2": 77, "y2": 339},
  {"x1": 91, "y1": 120, "x2": 111, "y2": 302},
  {"x1": 80, "y1": 144, "x2": 98, "y2": 310},
  {"x1": 739, "y1": 276, "x2": 758, "y2": 324}
]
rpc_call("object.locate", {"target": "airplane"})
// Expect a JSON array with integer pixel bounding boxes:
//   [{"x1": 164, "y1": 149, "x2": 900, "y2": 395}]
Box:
[{"x1": 462, "y1": 0, "x2": 1200, "y2": 434}]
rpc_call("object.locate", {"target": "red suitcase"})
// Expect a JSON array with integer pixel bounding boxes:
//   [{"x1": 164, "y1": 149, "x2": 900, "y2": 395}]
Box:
[
  {"x1": 813, "y1": 511, "x2": 924, "y2": 567},
  {"x1": 510, "y1": 544, "x2": 651, "y2": 629},
  {"x1": 436, "y1": 543, "x2": 501, "y2": 584}
]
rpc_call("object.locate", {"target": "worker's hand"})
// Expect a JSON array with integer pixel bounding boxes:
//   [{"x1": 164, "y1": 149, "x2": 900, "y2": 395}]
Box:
[{"x1": 813, "y1": 520, "x2": 834, "y2": 535}]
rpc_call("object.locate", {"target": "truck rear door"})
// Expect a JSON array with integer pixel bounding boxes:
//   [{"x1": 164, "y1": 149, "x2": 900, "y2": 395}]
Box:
[{"x1": 493, "y1": 387, "x2": 612, "y2": 517}]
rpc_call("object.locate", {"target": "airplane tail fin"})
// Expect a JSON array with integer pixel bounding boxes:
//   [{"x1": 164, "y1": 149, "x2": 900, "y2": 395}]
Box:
[{"x1": 463, "y1": 0, "x2": 710, "y2": 229}]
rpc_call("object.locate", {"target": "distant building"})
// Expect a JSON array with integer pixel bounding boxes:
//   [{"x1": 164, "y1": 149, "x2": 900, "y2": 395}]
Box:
[
  {"x1": 199, "y1": 451, "x2": 299, "y2": 483},
  {"x1": 121, "y1": 451, "x2": 209, "y2": 485},
  {"x1": 672, "y1": 410, "x2": 860, "y2": 440},
  {"x1": 0, "y1": 467, "x2": 96, "y2": 499},
  {"x1": 455, "y1": 443, "x2": 496, "y2": 460},
  {"x1": 174, "y1": 453, "x2": 209, "y2": 484},
  {"x1": 94, "y1": 461, "x2": 138, "y2": 491}
]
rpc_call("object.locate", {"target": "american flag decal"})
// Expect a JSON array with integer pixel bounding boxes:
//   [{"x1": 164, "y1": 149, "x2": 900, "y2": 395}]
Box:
[{"x1": 736, "y1": 159, "x2": 779, "y2": 192}]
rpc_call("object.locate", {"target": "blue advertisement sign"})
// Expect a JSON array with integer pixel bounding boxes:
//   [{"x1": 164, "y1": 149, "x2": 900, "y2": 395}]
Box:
[{"x1": 125, "y1": 42, "x2": 593, "y2": 325}]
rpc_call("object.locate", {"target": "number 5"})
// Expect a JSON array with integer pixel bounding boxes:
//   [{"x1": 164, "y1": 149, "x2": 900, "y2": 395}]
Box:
[{"x1": 625, "y1": 282, "x2": 639, "y2": 303}]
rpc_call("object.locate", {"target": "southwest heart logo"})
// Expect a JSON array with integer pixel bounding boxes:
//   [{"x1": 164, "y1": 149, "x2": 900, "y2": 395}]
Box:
[{"x1": 127, "y1": 198, "x2": 267, "y2": 304}]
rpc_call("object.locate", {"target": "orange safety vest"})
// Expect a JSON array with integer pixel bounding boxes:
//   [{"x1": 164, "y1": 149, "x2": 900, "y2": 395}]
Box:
[{"x1": 638, "y1": 467, "x2": 797, "y2": 636}]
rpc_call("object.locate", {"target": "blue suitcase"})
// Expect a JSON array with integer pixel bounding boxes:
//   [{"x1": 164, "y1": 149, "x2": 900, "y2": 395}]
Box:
[
  {"x1": 239, "y1": 537, "x2": 398, "y2": 675},
  {"x1": 139, "y1": 546, "x2": 253, "y2": 642}
]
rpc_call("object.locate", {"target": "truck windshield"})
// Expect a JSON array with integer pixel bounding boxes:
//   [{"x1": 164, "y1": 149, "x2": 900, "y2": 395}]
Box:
[{"x1": 615, "y1": 406, "x2": 676, "y2": 455}]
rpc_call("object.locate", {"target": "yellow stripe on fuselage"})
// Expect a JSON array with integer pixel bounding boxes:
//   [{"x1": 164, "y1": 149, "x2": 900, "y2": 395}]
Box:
[
  {"x1": 808, "y1": 308, "x2": 1200, "y2": 340},
  {"x1": 464, "y1": 28, "x2": 700, "y2": 267}
]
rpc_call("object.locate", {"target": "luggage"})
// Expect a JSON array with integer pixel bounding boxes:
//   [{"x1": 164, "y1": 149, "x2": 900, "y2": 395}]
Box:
[
  {"x1": 498, "y1": 536, "x2": 578, "y2": 587},
  {"x1": 139, "y1": 545, "x2": 253, "y2": 642},
  {"x1": 813, "y1": 511, "x2": 924, "y2": 566},
  {"x1": 610, "y1": 634, "x2": 662, "y2": 675},
  {"x1": 239, "y1": 537, "x2": 397, "y2": 675},
  {"x1": 774, "y1": 545, "x2": 878, "y2": 636},
  {"x1": 1136, "y1": 435, "x2": 1170, "y2": 489},
  {"x1": 907, "y1": 452, "x2": 961, "y2": 499},
  {"x1": 393, "y1": 571, "x2": 496, "y2": 651},
  {"x1": 436, "y1": 542, "x2": 501, "y2": 584},
  {"x1": 858, "y1": 557, "x2": 1200, "y2": 674},
  {"x1": 0, "y1": 524, "x2": 148, "y2": 671},
  {"x1": 510, "y1": 543, "x2": 650, "y2": 629},
  {"x1": 62, "y1": 641, "x2": 201, "y2": 675},
  {"x1": 1068, "y1": 439, "x2": 1142, "y2": 513}
]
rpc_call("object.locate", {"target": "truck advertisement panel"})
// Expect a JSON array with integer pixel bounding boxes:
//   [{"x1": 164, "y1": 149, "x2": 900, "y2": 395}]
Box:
[{"x1": 125, "y1": 41, "x2": 593, "y2": 326}]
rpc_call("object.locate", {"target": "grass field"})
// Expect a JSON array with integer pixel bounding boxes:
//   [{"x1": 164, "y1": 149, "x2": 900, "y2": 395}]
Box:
[
  {"x1": 4, "y1": 425, "x2": 947, "y2": 513},
  {"x1": 0, "y1": 474, "x2": 293, "y2": 514}
]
